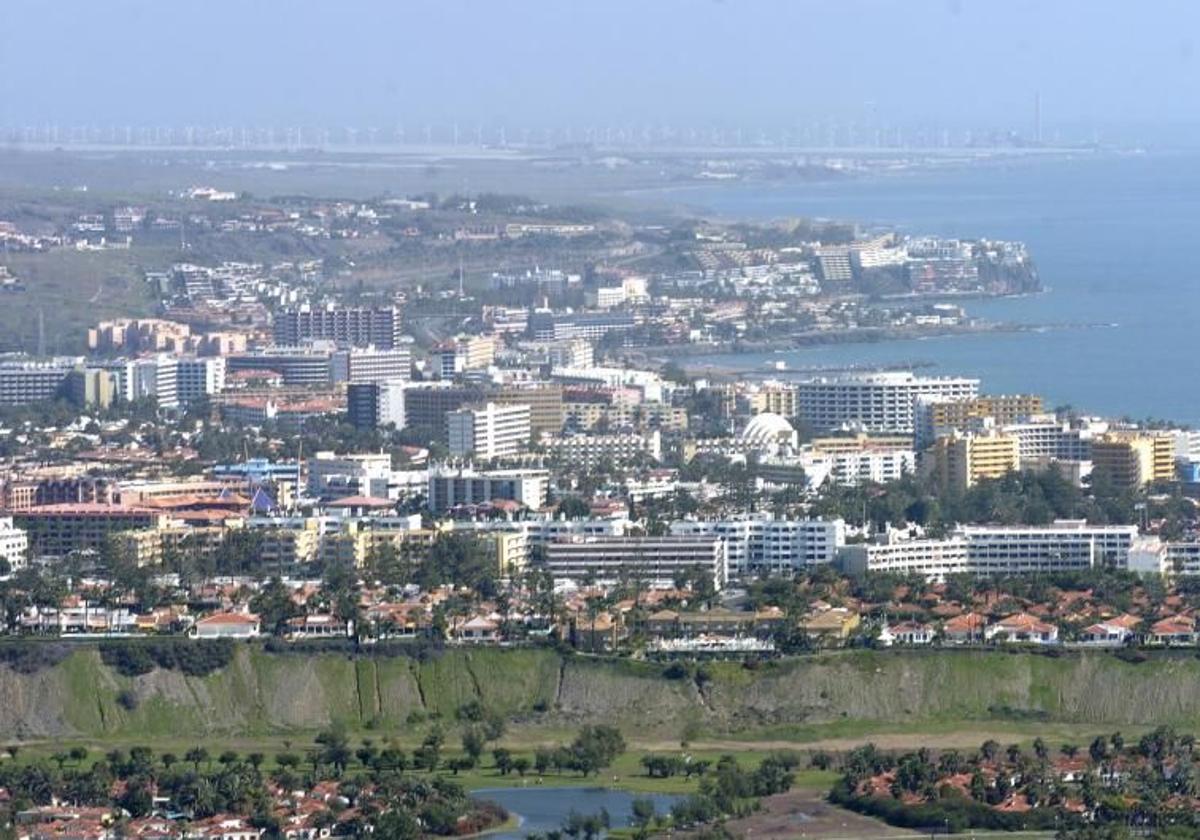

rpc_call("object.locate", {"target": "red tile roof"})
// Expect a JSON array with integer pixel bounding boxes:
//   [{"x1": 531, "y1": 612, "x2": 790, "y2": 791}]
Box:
[{"x1": 197, "y1": 612, "x2": 260, "y2": 626}]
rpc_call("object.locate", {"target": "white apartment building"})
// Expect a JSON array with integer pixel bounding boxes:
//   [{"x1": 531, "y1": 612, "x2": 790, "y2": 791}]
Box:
[
  {"x1": 306, "y1": 452, "x2": 394, "y2": 500},
  {"x1": 545, "y1": 535, "x2": 727, "y2": 590},
  {"x1": 797, "y1": 372, "x2": 979, "y2": 434},
  {"x1": 1173, "y1": 431, "x2": 1200, "y2": 462},
  {"x1": 1166, "y1": 542, "x2": 1200, "y2": 575},
  {"x1": 102, "y1": 355, "x2": 180, "y2": 408},
  {"x1": 1000, "y1": 416, "x2": 1098, "y2": 462},
  {"x1": 518, "y1": 339, "x2": 594, "y2": 369},
  {"x1": 669, "y1": 515, "x2": 844, "y2": 576},
  {"x1": 815, "y1": 246, "x2": 853, "y2": 282},
  {"x1": 827, "y1": 448, "x2": 915, "y2": 485},
  {"x1": 0, "y1": 358, "x2": 78, "y2": 406},
  {"x1": 447, "y1": 402, "x2": 532, "y2": 459},
  {"x1": 487, "y1": 306, "x2": 530, "y2": 335},
  {"x1": 331, "y1": 345, "x2": 412, "y2": 385},
  {"x1": 589, "y1": 286, "x2": 627, "y2": 309},
  {"x1": 520, "y1": 516, "x2": 632, "y2": 542},
  {"x1": 958, "y1": 521, "x2": 1138, "y2": 574},
  {"x1": 625, "y1": 472, "x2": 680, "y2": 503},
  {"x1": 840, "y1": 535, "x2": 971, "y2": 581},
  {"x1": 0, "y1": 517, "x2": 28, "y2": 572},
  {"x1": 550, "y1": 366, "x2": 669, "y2": 403},
  {"x1": 152, "y1": 357, "x2": 178, "y2": 408},
  {"x1": 426, "y1": 465, "x2": 549, "y2": 512},
  {"x1": 789, "y1": 447, "x2": 916, "y2": 488},
  {"x1": 452, "y1": 516, "x2": 632, "y2": 572},
  {"x1": 1127, "y1": 536, "x2": 1171, "y2": 575},
  {"x1": 176, "y1": 356, "x2": 225, "y2": 407},
  {"x1": 545, "y1": 429, "x2": 661, "y2": 467},
  {"x1": 850, "y1": 234, "x2": 908, "y2": 270},
  {"x1": 841, "y1": 520, "x2": 1141, "y2": 581}
]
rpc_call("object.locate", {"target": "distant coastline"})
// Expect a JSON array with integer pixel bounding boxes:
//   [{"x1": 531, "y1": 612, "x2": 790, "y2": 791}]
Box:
[{"x1": 641, "y1": 320, "x2": 1113, "y2": 369}]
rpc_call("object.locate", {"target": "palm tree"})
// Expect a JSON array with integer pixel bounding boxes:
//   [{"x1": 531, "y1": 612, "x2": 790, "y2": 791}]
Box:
[
  {"x1": 188, "y1": 777, "x2": 219, "y2": 818},
  {"x1": 184, "y1": 746, "x2": 209, "y2": 772}
]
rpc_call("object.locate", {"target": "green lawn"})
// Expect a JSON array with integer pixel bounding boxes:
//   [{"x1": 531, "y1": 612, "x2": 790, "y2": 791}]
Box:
[
  {"x1": 719, "y1": 717, "x2": 1165, "y2": 752},
  {"x1": 5, "y1": 736, "x2": 838, "y2": 799}
]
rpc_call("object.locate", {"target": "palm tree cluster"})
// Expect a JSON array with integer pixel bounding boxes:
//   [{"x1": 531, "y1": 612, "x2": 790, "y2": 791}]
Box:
[
  {"x1": 834, "y1": 729, "x2": 1200, "y2": 835},
  {"x1": 0, "y1": 730, "x2": 506, "y2": 839}
]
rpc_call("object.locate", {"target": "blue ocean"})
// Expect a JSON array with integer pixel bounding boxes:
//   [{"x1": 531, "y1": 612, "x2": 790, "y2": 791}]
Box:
[{"x1": 654, "y1": 153, "x2": 1200, "y2": 425}]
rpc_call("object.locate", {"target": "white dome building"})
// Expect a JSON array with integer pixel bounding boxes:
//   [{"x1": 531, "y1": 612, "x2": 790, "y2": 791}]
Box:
[{"x1": 738, "y1": 412, "x2": 799, "y2": 454}]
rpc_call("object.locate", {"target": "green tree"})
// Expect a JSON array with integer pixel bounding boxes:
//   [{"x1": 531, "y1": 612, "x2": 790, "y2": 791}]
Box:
[
  {"x1": 250, "y1": 578, "x2": 301, "y2": 634},
  {"x1": 185, "y1": 746, "x2": 210, "y2": 771},
  {"x1": 461, "y1": 727, "x2": 485, "y2": 767}
]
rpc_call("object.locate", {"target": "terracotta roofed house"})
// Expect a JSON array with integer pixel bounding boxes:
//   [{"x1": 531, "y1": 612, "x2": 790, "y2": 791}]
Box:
[
  {"x1": 1078, "y1": 617, "x2": 1139, "y2": 647},
  {"x1": 985, "y1": 612, "x2": 1059, "y2": 645},
  {"x1": 942, "y1": 611, "x2": 987, "y2": 644},
  {"x1": 890, "y1": 619, "x2": 936, "y2": 645},
  {"x1": 453, "y1": 615, "x2": 500, "y2": 643},
  {"x1": 1148, "y1": 615, "x2": 1197, "y2": 646},
  {"x1": 191, "y1": 612, "x2": 261, "y2": 639}
]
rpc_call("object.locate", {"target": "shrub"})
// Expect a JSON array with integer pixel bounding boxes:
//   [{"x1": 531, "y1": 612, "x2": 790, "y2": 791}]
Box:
[
  {"x1": 1115, "y1": 648, "x2": 1148, "y2": 664},
  {"x1": 662, "y1": 662, "x2": 691, "y2": 680},
  {"x1": 102, "y1": 645, "x2": 155, "y2": 676},
  {"x1": 0, "y1": 643, "x2": 71, "y2": 674},
  {"x1": 116, "y1": 688, "x2": 139, "y2": 711},
  {"x1": 457, "y1": 700, "x2": 484, "y2": 721},
  {"x1": 100, "y1": 639, "x2": 235, "y2": 677},
  {"x1": 809, "y1": 751, "x2": 834, "y2": 770}
]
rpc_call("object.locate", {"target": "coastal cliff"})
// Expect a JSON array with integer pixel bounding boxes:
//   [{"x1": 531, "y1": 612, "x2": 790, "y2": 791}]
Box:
[{"x1": 2, "y1": 646, "x2": 1200, "y2": 741}]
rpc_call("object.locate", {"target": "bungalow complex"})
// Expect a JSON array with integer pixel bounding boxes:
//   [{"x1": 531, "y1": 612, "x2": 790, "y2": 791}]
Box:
[
  {"x1": 800, "y1": 606, "x2": 861, "y2": 640},
  {"x1": 364, "y1": 603, "x2": 430, "y2": 638},
  {"x1": 15, "y1": 811, "x2": 266, "y2": 840},
  {"x1": 570, "y1": 612, "x2": 626, "y2": 653},
  {"x1": 285, "y1": 614, "x2": 347, "y2": 639},
  {"x1": 643, "y1": 607, "x2": 786, "y2": 639}
]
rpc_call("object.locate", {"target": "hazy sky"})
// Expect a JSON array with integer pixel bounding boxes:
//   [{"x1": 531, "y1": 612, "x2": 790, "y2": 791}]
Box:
[{"x1": 3, "y1": 0, "x2": 1199, "y2": 139}]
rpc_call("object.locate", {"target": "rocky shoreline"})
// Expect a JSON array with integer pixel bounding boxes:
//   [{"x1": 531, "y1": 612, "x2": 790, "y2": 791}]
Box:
[{"x1": 635, "y1": 319, "x2": 1114, "y2": 364}]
